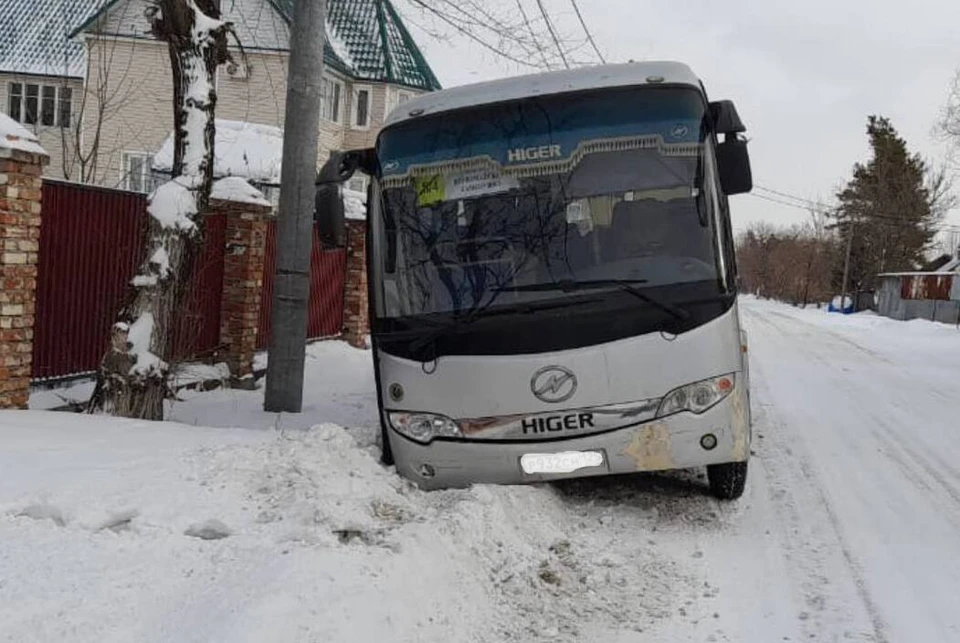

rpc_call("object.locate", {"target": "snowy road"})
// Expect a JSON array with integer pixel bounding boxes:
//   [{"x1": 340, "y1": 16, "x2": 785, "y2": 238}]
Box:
[{"x1": 2, "y1": 298, "x2": 960, "y2": 642}]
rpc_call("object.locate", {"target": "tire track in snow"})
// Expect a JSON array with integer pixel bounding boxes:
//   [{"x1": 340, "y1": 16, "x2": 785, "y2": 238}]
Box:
[{"x1": 743, "y1": 304, "x2": 890, "y2": 642}]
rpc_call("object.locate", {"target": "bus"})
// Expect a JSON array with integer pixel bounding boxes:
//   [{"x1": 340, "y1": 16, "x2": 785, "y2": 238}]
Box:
[{"x1": 316, "y1": 61, "x2": 754, "y2": 499}]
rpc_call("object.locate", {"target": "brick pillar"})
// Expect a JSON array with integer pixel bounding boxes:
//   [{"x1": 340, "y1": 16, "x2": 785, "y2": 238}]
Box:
[
  {"x1": 212, "y1": 185, "x2": 272, "y2": 387},
  {"x1": 342, "y1": 219, "x2": 369, "y2": 348},
  {"x1": 0, "y1": 117, "x2": 47, "y2": 409}
]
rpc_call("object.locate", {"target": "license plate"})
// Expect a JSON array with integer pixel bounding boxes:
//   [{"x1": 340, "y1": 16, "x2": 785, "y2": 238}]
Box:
[{"x1": 520, "y1": 451, "x2": 604, "y2": 475}]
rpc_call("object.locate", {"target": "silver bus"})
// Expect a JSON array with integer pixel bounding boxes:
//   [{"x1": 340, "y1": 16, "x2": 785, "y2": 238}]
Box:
[{"x1": 317, "y1": 61, "x2": 754, "y2": 499}]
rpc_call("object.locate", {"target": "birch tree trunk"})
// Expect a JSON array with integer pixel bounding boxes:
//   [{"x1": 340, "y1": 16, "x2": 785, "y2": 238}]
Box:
[{"x1": 90, "y1": 0, "x2": 230, "y2": 419}]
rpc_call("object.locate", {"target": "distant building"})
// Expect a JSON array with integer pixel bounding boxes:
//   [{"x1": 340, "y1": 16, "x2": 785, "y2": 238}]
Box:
[{"x1": 876, "y1": 256, "x2": 960, "y2": 323}]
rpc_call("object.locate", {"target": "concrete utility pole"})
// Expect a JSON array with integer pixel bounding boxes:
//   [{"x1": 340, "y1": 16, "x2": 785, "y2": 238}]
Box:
[{"x1": 264, "y1": 0, "x2": 326, "y2": 413}]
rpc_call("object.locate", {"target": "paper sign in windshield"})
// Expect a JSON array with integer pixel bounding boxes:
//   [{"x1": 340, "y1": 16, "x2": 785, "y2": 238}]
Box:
[{"x1": 414, "y1": 169, "x2": 520, "y2": 207}]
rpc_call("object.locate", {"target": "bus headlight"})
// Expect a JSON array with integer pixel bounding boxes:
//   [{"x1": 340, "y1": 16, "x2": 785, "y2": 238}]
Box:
[
  {"x1": 657, "y1": 374, "x2": 735, "y2": 418},
  {"x1": 388, "y1": 412, "x2": 462, "y2": 444}
]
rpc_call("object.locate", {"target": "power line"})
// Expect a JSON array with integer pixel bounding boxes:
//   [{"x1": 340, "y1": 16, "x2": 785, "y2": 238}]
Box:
[
  {"x1": 569, "y1": 0, "x2": 605, "y2": 63},
  {"x1": 754, "y1": 184, "x2": 831, "y2": 208},
  {"x1": 747, "y1": 192, "x2": 960, "y2": 232},
  {"x1": 533, "y1": 0, "x2": 569, "y2": 69},
  {"x1": 516, "y1": 0, "x2": 552, "y2": 69},
  {"x1": 406, "y1": 0, "x2": 543, "y2": 69}
]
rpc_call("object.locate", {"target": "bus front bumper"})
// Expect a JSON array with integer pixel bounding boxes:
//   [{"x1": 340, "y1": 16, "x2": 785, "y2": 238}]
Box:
[{"x1": 388, "y1": 387, "x2": 751, "y2": 490}]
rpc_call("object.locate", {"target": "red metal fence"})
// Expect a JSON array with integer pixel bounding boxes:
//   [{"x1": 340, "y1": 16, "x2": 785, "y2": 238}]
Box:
[
  {"x1": 900, "y1": 274, "x2": 953, "y2": 301},
  {"x1": 34, "y1": 180, "x2": 345, "y2": 382},
  {"x1": 256, "y1": 221, "x2": 346, "y2": 350}
]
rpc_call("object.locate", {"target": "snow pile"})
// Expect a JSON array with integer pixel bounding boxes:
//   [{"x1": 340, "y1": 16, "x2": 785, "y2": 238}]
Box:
[
  {"x1": 153, "y1": 120, "x2": 283, "y2": 185},
  {"x1": 342, "y1": 186, "x2": 366, "y2": 220},
  {"x1": 211, "y1": 176, "x2": 271, "y2": 206},
  {"x1": 0, "y1": 112, "x2": 46, "y2": 156},
  {"x1": 147, "y1": 177, "x2": 199, "y2": 233},
  {"x1": 0, "y1": 410, "x2": 710, "y2": 642}
]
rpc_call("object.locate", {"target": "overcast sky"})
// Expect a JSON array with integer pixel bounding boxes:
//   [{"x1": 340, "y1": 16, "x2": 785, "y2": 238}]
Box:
[{"x1": 402, "y1": 0, "x2": 960, "y2": 241}]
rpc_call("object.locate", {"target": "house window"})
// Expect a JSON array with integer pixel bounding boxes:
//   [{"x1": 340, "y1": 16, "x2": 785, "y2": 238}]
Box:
[
  {"x1": 353, "y1": 85, "x2": 371, "y2": 129},
  {"x1": 41, "y1": 86, "x2": 56, "y2": 126},
  {"x1": 321, "y1": 77, "x2": 343, "y2": 123},
  {"x1": 8, "y1": 83, "x2": 22, "y2": 121},
  {"x1": 7, "y1": 82, "x2": 71, "y2": 128},
  {"x1": 24, "y1": 84, "x2": 38, "y2": 125},
  {"x1": 59, "y1": 87, "x2": 72, "y2": 128},
  {"x1": 123, "y1": 152, "x2": 153, "y2": 193}
]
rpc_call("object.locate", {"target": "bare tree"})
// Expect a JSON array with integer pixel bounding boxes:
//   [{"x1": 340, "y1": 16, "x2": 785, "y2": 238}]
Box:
[
  {"x1": 89, "y1": 0, "x2": 233, "y2": 419},
  {"x1": 938, "y1": 69, "x2": 960, "y2": 172},
  {"x1": 397, "y1": 0, "x2": 605, "y2": 71}
]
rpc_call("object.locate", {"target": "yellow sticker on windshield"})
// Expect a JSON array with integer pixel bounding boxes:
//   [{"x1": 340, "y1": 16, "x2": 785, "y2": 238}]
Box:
[{"x1": 414, "y1": 175, "x2": 445, "y2": 207}]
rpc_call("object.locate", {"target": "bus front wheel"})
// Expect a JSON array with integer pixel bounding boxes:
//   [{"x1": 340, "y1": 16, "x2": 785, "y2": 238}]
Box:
[{"x1": 707, "y1": 461, "x2": 748, "y2": 500}]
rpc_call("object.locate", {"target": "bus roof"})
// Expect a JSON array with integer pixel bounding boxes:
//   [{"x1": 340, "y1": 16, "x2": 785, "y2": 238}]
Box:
[{"x1": 383, "y1": 61, "x2": 702, "y2": 128}]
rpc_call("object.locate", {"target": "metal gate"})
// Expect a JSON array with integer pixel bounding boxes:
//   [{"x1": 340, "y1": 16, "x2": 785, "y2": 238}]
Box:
[{"x1": 33, "y1": 181, "x2": 225, "y2": 381}]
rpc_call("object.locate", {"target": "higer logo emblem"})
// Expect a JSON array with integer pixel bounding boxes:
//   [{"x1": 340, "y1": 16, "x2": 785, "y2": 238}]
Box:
[{"x1": 531, "y1": 366, "x2": 578, "y2": 404}]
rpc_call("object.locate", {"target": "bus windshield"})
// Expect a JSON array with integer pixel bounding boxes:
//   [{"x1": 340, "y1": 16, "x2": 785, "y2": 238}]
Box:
[{"x1": 375, "y1": 87, "x2": 721, "y2": 320}]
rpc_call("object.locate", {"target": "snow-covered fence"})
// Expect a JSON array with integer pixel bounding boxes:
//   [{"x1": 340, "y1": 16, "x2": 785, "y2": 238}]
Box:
[{"x1": 0, "y1": 114, "x2": 48, "y2": 409}]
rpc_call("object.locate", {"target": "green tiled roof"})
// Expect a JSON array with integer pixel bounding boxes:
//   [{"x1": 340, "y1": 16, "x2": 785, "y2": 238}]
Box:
[
  {"x1": 270, "y1": 0, "x2": 441, "y2": 91},
  {"x1": 0, "y1": 0, "x2": 103, "y2": 77}
]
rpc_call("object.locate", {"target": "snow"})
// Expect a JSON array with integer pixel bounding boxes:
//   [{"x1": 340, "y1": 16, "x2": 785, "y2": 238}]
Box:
[
  {"x1": 7, "y1": 301, "x2": 960, "y2": 641},
  {"x1": 0, "y1": 112, "x2": 47, "y2": 156},
  {"x1": 147, "y1": 178, "x2": 199, "y2": 233},
  {"x1": 211, "y1": 177, "x2": 271, "y2": 206},
  {"x1": 127, "y1": 312, "x2": 164, "y2": 376},
  {"x1": 325, "y1": 20, "x2": 355, "y2": 69},
  {"x1": 342, "y1": 186, "x2": 367, "y2": 220},
  {"x1": 149, "y1": 246, "x2": 171, "y2": 278},
  {"x1": 153, "y1": 120, "x2": 283, "y2": 185}
]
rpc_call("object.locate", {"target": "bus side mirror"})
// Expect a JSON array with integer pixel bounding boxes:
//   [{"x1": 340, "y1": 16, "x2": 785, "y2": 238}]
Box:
[
  {"x1": 315, "y1": 183, "x2": 345, "y2": 248},
  {"x1": 716, "y1": 137, "x2": 753, "y2": 195},
  {"x1": 709, "y1": 100, "x2": 746, "y2": 135}
]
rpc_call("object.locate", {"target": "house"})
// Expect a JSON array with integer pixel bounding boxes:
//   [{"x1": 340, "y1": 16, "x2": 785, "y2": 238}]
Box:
[
  {"x1": 0, "y1": 0, "x2": 101, "y2": 182},
  {"x1": 876, "y1": 256, "x2": 960, "y2": 323},
  {"x1": 0, "y1": 0, "x2": 440, "y2": 192}
]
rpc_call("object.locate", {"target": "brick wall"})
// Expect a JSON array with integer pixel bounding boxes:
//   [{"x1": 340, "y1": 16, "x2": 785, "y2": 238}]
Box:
[
  {"x1": 342, "y1": 219, "x2": 368, "y2": 348},
  {"x1": 211, "y1": 192, "x2": 272, "y2": 384},
  {"x1": 0, "y1": 133, "x2": 47, "y2": 408}
]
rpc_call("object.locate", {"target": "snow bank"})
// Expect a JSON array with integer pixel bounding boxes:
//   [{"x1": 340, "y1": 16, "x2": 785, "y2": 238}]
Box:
[
  {"x1": 342, "y1": 186, "x2": 366, "y2": 220},
  {"x1": 0, "y1": 112, "x2": 46, "y2": 156},
  {"x1": 153, "y1": 120, "x2": 283, "y2": 184},
  {"x1": 0, "y1": 411, "x2": 693, "y2": 642},
  {"x1": 211, "y1": 176, "x2": 271, "y2": 206}
]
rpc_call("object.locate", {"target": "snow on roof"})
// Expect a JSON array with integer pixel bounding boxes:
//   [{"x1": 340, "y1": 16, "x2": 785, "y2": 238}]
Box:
[
  {"x1": 384, "y1": 61, "x2": 701, "y2": 127},
  {"x1": 270, "y1": 0, "x2": 441, "y2": 90},
  {"x1": 0, "y1": 0, "x2": 101, "y2": 77},
  {"x1": 153, "y1": 120, "x2": 283, "y2": 185},
  {"x1": 0, "y1": 113, "x2": 47, "y2": 156},
  {"x1": 211, "y1": 177, "x2": 271, "y2": 207}
]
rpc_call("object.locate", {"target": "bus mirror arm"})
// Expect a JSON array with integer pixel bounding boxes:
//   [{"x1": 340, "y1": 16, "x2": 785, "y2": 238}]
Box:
[{"x1": 317, "y1": 148, "x2": 377, "y2": 185}]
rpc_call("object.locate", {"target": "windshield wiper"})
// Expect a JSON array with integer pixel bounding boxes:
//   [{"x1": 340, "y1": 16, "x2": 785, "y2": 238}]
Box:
[{"x1": 498, "y1": 279, "x2": 689, "y2": 322}]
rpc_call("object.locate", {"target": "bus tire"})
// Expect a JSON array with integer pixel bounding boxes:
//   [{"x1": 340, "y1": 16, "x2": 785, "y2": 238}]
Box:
[
  {"x1": 378, "y1": 424, "x2": 395, "y2": 466},
  {"x1": 707, "y1": 461, "x2": 747, "y2": 500}
]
